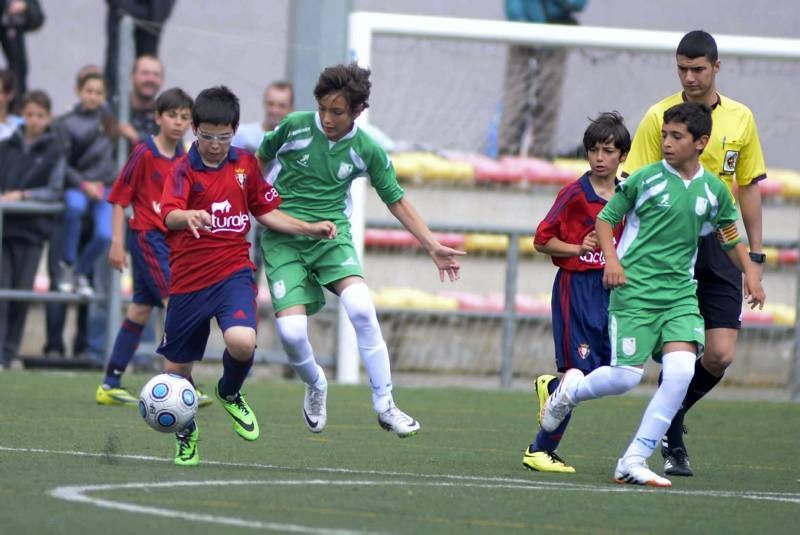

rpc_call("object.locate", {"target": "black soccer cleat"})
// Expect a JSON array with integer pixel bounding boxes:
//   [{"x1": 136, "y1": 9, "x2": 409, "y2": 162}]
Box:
[{"x1": 663, "y1": 446, "x2": 693, "y2": 477}]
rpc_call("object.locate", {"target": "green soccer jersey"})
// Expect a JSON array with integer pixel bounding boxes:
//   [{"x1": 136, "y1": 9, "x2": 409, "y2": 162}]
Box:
[
  {"x1": 598, "y1": 160, "x2": 741, "y2": 311},
  {"x1": 256, "y1": 111, "x2": 404, "y2": 234}
]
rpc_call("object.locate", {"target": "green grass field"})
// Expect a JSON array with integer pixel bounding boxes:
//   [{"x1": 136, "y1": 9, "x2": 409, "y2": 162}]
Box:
[{"x1": 1, "y1": 370, "x2": 798, "y2": 534}]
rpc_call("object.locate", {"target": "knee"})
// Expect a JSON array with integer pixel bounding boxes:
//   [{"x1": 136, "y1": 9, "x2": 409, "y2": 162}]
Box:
[
  {"x1": 224, "y1": 327, "x2": 256, "y2": 359},
  {"x1": 701, "y1": 347, "x2": 734, "y2": 374},
  {"x1": 276, "y1": 315, "x2": 309, "y2": 348}
]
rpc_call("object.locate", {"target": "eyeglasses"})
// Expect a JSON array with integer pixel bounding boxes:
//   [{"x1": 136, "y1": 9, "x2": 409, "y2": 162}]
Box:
[{"x1": 196, "y1": 130, "x2": 234, "y2": 143}]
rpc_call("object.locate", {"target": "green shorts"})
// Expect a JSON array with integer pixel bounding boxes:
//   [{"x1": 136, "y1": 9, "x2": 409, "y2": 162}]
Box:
[
  {"x1": 261, "y1": 230, "x2": 364, "y2": 316},
  {"x1": 609, "y1": 305, "x2": 704, "y2": 366}
]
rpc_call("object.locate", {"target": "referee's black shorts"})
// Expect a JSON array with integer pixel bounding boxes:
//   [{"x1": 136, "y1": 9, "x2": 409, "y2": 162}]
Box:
[{"x1": 695, "y1": 234, "x2": 743, "y2": 330}]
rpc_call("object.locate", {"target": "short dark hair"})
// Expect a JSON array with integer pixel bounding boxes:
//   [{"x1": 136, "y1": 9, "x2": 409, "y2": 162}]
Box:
[
  {"x1": 0, "y1": 69, "x2": 16, "y2": 94},
  {"x1": 21, "y1": 90, "x2": 51, "y2": 113},
  {"x1": 77, "y1": 70, "x2": 106, "y2": 90},
  {"x1": 313, "y1": 63, "x2": 371, "y2": 112},
  {"x1": 156, "y1": 87, "x2": 193, "y2": 115},
  {"x1": 267, "y1": 80, "x2": 294, "y2": 106},
  {"x1": 583, "y1": 111, "x2": 631, "y2": 155},
  {"x1": 676, "y1": 30, "x2": 718, "y2": 62},
  {"x1": 663, "y1": 102, "x2": 712, "y2": 140},
  {"x1": 192, "y1": 86, "x2": 239, "y2": 129}
]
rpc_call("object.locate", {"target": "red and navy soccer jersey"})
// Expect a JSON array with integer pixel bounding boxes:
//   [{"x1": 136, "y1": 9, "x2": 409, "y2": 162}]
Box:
[
  {"x1": 108, "y1": 136, "x2": 184, "y2": 232},
  {"x1": 534, "y1": 172, "x2": 623, "y2": 272},
  {"x1": 161, "y1": 143, "x2": 282, "y2": 294}
]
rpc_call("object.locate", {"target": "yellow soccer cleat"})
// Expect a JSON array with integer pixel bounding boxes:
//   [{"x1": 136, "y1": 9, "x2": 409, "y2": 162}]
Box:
[
  {"x1": 95, "y1": 384, "x2": 138, "y2": 406},
  {"x1": 522, "y1": 446, "x2": 576, "y2": 473},
  {"x1": 534, "y1": 374, "x2": 557, "y2": 425},
  {"x1": 195, "y1": 388, "x2": 213, "y2": 408}
]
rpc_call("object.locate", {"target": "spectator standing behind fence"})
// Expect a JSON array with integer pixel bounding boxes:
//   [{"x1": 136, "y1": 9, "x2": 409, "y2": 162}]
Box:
[
  {"x1": 232, "y1": 81, "x2": 294, "y2": 154},
  {"x1": 0, "y1": 90, "x2": 64, "y2": 370},
  {"x1": 116, "y1": 55, "x2": 164, "y2": 148},
  {"x1": 104, "y1": 0, "x2": 174, "y2": 105},
  {"x1": 55, "y1": 70, "x2": 116, "y2": 298},
  {"x1": 0, "y1": 0, "x2": 44, "y2": 111},
  {"x1": 497, "y1": 0, "x2": 587, "y2": 159},
  {"x1": 0, "y1": 69, "x2": 20, "y2": 140}
]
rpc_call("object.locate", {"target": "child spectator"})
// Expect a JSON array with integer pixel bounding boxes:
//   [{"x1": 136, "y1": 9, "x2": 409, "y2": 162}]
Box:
[
  {"x1": 0, "y1": 69, "x2": 21, "y2": 140},
  {"x1": 0, "y1": 90, "x2": 64, "y2": 369},
  {"x1": 56, "y1": 69, "x2": 117, "y2": 297}
]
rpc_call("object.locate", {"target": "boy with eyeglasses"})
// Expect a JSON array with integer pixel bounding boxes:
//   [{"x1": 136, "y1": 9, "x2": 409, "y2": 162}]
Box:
[{"x1": 157, "y1": 86, "x2": 337, "y2": 466}]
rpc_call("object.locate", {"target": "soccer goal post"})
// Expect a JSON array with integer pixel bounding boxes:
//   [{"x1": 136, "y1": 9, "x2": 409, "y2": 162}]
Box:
[{"x1": 338, "y1": 11, "x2": 800, "y2": 396}]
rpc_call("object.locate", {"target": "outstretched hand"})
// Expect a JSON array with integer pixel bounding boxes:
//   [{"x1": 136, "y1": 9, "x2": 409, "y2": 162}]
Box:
[{"x1": 430, "y1": 244, "x2": 466, "y2": 282}]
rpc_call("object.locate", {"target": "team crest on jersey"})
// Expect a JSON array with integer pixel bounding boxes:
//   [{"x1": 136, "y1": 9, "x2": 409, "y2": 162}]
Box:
[
  {"x1": 622, "y1": 337, "x2": 636, "y2": 356},
  {"x1": 657, "y1": 194, "x2": 670, "y2": 208},
  {"x1": 152, "y1": 201, "x2": 161, "y2": 214},
  {"x1": 695, "y1": 197, "x2": 708, "y2": 216},
  {"x1": 337, "y1": 162, "x2": 354, "y2": 179},
  {"x1": 723, "y1": 150, "x2": 739, "y2": 174},
  {"x1": 577, "y1": 344, "x2": 591, "y2": 359},
  {"x1": 272, "y1": 279, "x2": 286, "y2": 299},
  {"x1": 297, "y1": 154, "x2": 310, "y2": 167},
  {"x1": 235, "y1": 167, "x2": 247, "y2": 188}
]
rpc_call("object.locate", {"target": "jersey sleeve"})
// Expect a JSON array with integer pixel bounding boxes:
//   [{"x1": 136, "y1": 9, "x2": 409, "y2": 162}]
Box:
[
  {"x1": 734, "y1": 110, "x2": 767, "y2": 186},
  {"x1": 160, "y1": 159, "x2": 191, "y2": 222},
  {"x1": 534, "y1": 184, "x2": 575, "y2": 245},
  {"x1": 246, "y1": 155, "x2": 282, "y2": 217},
  {"x1": 623, "y1": 107, "x2": 662, "y2": 176},
  {"x1": 598, "y1": 175, "x2": 638, "y2": 226},
  {"x1": 107, "y1": 142, "x2": 148, "y2": 207},
  {"x1": 256, "y1": 117, "x2": 289, "y2": 162},
  {"x1": 368, "y1": 149, "x2": 405, "y2": 205},
  {"x1": 711, "y1": 180, "x2": 742, "y2": 249}
]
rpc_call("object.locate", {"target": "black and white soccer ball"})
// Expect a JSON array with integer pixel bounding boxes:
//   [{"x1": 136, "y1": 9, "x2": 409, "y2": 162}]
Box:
[{"x1": 138, "y1": 373, "x2": 198, "y2": 433}]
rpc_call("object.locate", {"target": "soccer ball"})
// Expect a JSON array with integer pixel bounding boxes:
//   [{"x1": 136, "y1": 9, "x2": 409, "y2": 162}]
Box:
[{"x1": 138, "y1": 373, "x2": 198, "y2": 433}]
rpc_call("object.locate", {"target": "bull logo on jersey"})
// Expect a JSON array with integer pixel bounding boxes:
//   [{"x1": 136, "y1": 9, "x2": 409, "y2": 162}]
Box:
[
  {"x1": 577, "y1": 344, "x2": 591, "y2": 359},
  {"x1": 209, "y1": 198, "x2": 249, "y2": 234},
  {"x1": 695, "y1": 197, "x2": 708, "y2": 216},
  {"x1": 235, "y1": 167, "x2": 247, "y2": 188},
  {"x1": 723, "y1": 150, "x2": 739, "y2": 174},
  {"x1": 337, "y1": 162, "x2": 354, "y2": 179}
]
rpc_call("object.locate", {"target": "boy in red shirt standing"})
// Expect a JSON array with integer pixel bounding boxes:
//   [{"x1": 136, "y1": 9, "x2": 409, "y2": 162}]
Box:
[
  {"x1": 99, "y1": 87, "x2": 194, "y2": 405},
  {"x1": 159, "y1": 86, "x2": 336, "y2": 466}
]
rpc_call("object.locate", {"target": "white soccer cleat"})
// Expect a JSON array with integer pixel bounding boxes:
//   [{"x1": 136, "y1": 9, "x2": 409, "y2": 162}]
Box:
[
  {"x1": 303, "y1": 382, "x2": 327, "y2": 433},
  {"x1": 541, "y1": 368, "x2": 582, "y2": 432},
  {"x1": 378, "y1": 406, "x2": 420, "y2": 437},
  {"x1": 614, "y1": 458, "x2": 672, "y2": 487}
]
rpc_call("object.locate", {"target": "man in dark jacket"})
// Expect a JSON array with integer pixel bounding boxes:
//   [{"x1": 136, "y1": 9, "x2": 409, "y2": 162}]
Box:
[{"x1": 0, "y1": 89, "x2": 64, "y2": 369}]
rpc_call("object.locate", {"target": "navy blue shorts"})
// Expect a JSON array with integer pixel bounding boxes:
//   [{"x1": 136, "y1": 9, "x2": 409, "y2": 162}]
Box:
[
  {"x1": 551, "y1": 269, "x2": 611, "y2": 373},
  {"x1": 128, "y1": 229, "x2": 170, "y2": 307},
  {"x1": 157, "y1": 268, "x2": 258, "y2": 363},
  {"x1": 695, "y1": 234, "x2": 742, "y2": 330}
]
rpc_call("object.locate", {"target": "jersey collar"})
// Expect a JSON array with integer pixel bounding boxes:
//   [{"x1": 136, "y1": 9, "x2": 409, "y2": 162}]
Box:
[
  {"x1": 662, "y1": 159, "x2": 705, "y2": 181},
  {"x1": 145, "y1": 135, "x2": 185, "y2": 160},
  {"x1": 314, "y1": 112, "x2": 359, "y2": 145},
  {"x1": 580, "y1": 171, "x2": 617, "y2": 203},
  {"x1": 187, "y1": 141, "x2": 239, "y2": 171},
  {"x1": 681, "y1": 91, "x2": 721, "y2": 110}
]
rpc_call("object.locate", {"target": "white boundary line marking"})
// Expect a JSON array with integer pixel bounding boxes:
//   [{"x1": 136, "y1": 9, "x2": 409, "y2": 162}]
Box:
[{"x1": 2, "y1": 444, "x2": 799, "y2": 507}]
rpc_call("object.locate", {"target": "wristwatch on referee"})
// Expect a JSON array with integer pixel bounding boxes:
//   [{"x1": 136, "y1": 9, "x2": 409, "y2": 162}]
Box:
[{"x1": 749, "y1": 251, "x2": 766, "y2": 264}]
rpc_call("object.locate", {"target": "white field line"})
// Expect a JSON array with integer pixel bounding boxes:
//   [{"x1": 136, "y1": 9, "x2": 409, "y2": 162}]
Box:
[{"x1": 2, "y1": 444, "x2": 799, "y2": 507}]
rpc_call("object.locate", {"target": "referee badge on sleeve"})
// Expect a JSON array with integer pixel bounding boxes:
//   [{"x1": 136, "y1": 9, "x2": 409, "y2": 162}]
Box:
[{"x1": 723, "y1": 150, "x2": 739, "y2": 174}]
